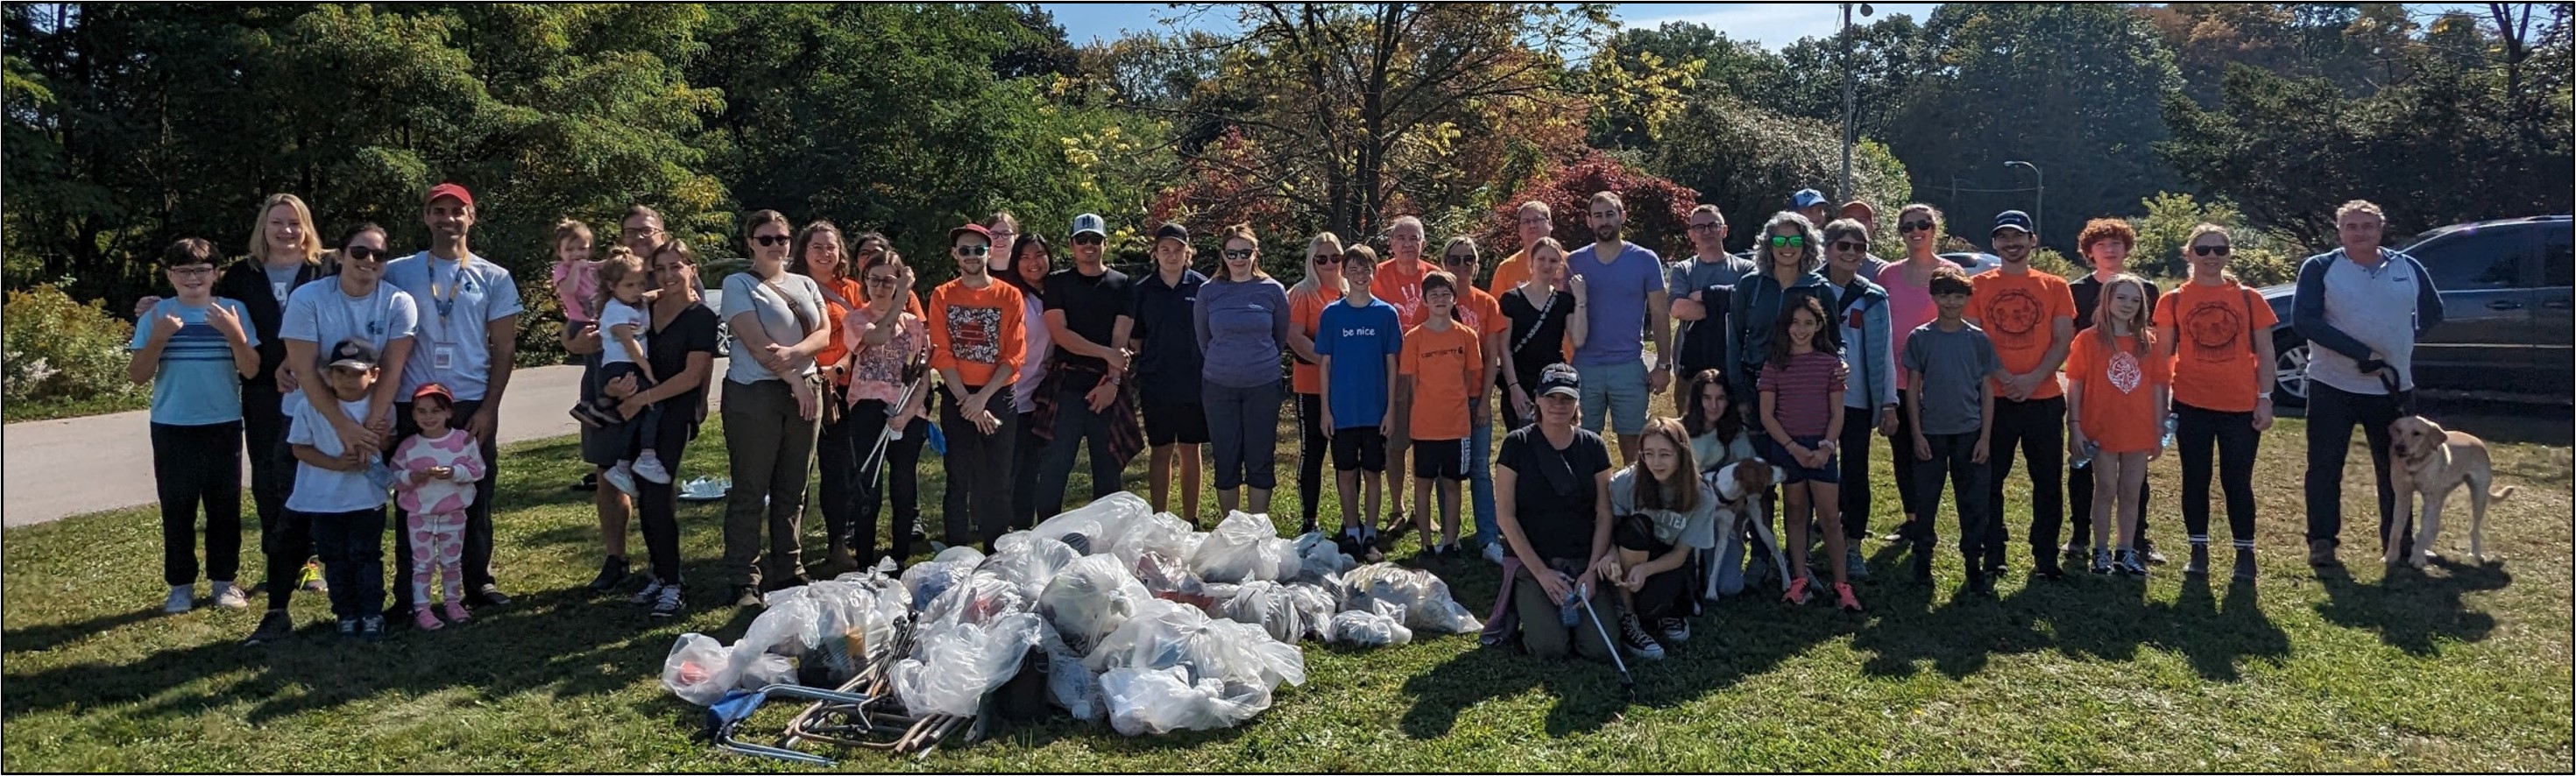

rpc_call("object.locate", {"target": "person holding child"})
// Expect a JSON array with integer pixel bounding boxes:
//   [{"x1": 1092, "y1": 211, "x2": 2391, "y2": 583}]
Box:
[
  {"x1": 392, "y1": 382, "x2": 485, "y2": 631},
  {"x1": 130, "y1": 237, "x2": 261, "y2": 614},
  {"x1": 575, "y1": 248, "x2": 668, "y2": 495},
  {"x1": 603, "y1": 239, "x2": 722, "y2": 618}
]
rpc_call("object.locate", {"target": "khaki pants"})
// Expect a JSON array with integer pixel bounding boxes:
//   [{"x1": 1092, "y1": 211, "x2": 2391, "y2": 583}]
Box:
[{"x1": 722, "y1": 378, "x2": 817, "y2": 589}]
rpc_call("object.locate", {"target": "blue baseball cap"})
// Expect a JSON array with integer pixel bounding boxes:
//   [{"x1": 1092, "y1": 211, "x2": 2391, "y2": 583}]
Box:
[
  {"x1": 1071, "y1": 213, "x2": 1108, "y2": 238},
  {"x1": 1790, "y1": 189, "x2": 1829, "y2": 210},
  {"x1": 1992, "y1": 210, "x2": 2035, "y2": 235}
]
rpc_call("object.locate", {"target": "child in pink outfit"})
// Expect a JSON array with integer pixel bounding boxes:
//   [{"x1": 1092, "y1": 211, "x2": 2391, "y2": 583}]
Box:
[
  {"x1": 393, "y1": 383, "x2": 485, "y2": 631},
  {"x1": 551, "y1": 220, "x2": 601, "y2": 324}
]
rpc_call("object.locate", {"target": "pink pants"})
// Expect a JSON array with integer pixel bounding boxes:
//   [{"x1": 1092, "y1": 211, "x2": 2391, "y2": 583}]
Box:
[{"x1": 408, "y1": 510, "x2": 467, "y2": 609}]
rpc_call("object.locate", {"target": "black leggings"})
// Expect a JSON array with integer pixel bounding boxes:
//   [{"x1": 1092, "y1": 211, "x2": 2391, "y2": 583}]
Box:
[
  {"x1": 846, "y1": 399, "x2": 929, "y2": 566},
  {"x1": 1610, "y1": 514, "x2": 1698, "y2": 621},
  {"x1": 633, "y1": 399, "x2": 702, "y2": 585},
  {"x1": 1295, "y1": 392, "x2": 1327, "y2": 526},
  {"x1": 2176, "y1": 402, "x2": 2261, "y2": 545},
  {"x1": 1836, "y1": 405, "x2": 1879, "y2": 540}
]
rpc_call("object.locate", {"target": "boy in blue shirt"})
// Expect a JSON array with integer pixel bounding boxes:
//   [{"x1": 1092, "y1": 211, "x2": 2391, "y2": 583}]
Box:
[
  {"x1": 129, "y1": 238, "x2": 261, "y2": 615},
  {"x1": 1315, "y1": 245, "x2": 1404, "y2": 558}
]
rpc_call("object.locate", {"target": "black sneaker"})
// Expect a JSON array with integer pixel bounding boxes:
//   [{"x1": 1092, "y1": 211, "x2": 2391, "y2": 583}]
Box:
[
  {"x1": 2030, "y1": 561, "x2": 2067, "y2": 582},
  {"x1": 1659, "y1": 617, "x2": 1690, "y2": 644},
  {"x1": 244, "y1": 610, "x2": 295, "y2": 646},
  {"x1": 2233, "y1": 548, "x2": 2259, "y2": 582},
  {"x1": 358, "y1": 615, "x2": 386, "y2": 643},
  {"x1": 1617, "y1": 611, "x2": 1667, "y2": 661},
  {"x1": 336, "y1": 617, "x2": 360, "y2": 639},
  {"x1": 733, "y1": 586, "x2": 762, "y2": 608},
  {"x1": 467, "y1": 585, "x2": 513, "y2": 607},
  {"x1": 1911, "y1": 544, "x2": 1934, "y2": 582},
  {"x1": 588, "y1": 556, "x2": 630, "y2": 594},
  {"x1": 2060, "y1": 542, "x2": 2086, "y2": 564},
  {"x1": 2183, "y1": 544, "x2": 2211, "y2": 575},
  {"x1": 571, "y1": 471, "x2": 598, "y2": 492}
]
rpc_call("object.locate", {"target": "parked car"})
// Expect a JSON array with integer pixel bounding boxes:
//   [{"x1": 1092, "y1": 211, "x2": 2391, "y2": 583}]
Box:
[
  {"x1": 698, "y1": 286, "x2": 733, "y2": 359},
  {"x1": 1941, "y1": 251, "x2": 2004, "y2": 276},
  {"x1": 2261, "y1": 215, "x2": 2572, "y2": 407}
]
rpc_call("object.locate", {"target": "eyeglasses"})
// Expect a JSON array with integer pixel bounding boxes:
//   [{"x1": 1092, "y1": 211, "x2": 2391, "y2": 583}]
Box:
[
  {"x1": 1442, "y1": 253, "x2": 1475, "y2": 265},
  {"x1": 1313, "y1": 253, "x2": 1341, "y2": 265},
  {"x1": 166, "y1": 265, "x2": 216, "y2": 277},
  {"x1": 1222, "y1": 249, "x2": 1254, "y2": 260},
  {"x1": 1897, "y1": 220, "x2": 1936, "y2": 233},
  {"x1": 1768, "y1": 235, "x2": 1806, "y2": 248},
  {"x1": 955, "y1": 244, "x2": 991, "y2": 257},
  {"x1": 2192, "y1": 244, "x2": 2233, "y2": 257},
  {"x1": 1072, "y1": 235, "x2": 1105, "y2": 246},
  {"x1": 753, "y1": 235, "x2": 791, "y2": 247},
  {"x1": 1832, "y1": 240, "x2": 1869, "y2": 253},
  {"x1": 865, "y1": 275, "x2": 900, "y2": 286},
  {"x1": 1518, "y1": 215, "x2": 1551, "y2": 226},
  {"x1": 345, "y1": 245, "x2": 389, "y2": 263},
  {"x1": 1688, "y1": 222, "x2": 1723, "y2": 232}
]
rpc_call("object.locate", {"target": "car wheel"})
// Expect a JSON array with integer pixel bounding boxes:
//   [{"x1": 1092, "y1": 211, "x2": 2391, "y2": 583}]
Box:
[
  {"x1": 715, "y1": 321, "x2": 733, "y2": 359},
  {"x1": 2271, "y1": 329, "x2": 2310, "y2": 409}
]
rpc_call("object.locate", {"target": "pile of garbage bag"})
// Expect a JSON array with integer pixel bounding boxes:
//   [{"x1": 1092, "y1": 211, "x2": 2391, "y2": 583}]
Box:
[{"x1": 662, "y1": 491, "x2": 1484, "y2": 740}]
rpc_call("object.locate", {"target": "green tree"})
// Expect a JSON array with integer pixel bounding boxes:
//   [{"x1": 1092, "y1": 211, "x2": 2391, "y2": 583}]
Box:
[{"x1": 1651, "y1": 98, "x2": 1911, "y2": 254}]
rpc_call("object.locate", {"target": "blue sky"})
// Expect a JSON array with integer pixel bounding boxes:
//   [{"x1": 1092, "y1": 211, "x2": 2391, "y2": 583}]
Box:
[{"x1": 1042, "y1": 3, "x2": 2499, "y2": 50}]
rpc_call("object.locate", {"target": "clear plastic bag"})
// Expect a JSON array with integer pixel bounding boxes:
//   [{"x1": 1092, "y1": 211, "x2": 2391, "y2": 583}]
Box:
[
  {"x1": 919, "y1": 571, "x2": 1032, "y2": 627},
  {"x1": 1339, "y1": 563, "x2": 1483, "y2": 634},
  {"x1": 662, "y1": 632, "x2": 740, "y2": 706},
  {"x1": 1037, "y1": 554, "x2": 1153, "y2": 656},
  {"x1": 1292, "y1": 531, "x2": 1357, "y2": 582},
  {"x1": 982, "y1": 533, "x2": 1081, "y2": 600},
  {"x1": 901, "y1": 553, "x2": 980, "y2": 611},
  {"x1": 1189, "y1": 511, "x2": 1302, "y2": 584},
  {"x1": 802, "y1": 578, "x2": 911, "y2": 685},
  {"x1": 1039, "y1": 625, "x2": 1104, "y2": 723},
  {"x1": 1133, "y1": 550, "x2": 1215, "y2": 610},
  {"x1": 1086, "y1": 598, "x2": 1306, "y2": 691},
  {"x1": 888, "y1": 611, "x2": 1045, "y2": 717},
  {"x1": 1098, "y1": 667, "x2": 1275, "y2": 737},
  {"x1": 1218, "y1": 580, "x2": 1335, "y2": 643},
  {"x1": 1108, "y1": 511, "x2": 1200, "y2": 568},
  {"x1": 1033, "y1": 491, "x2": 1150, "y2": 554},
  {"x1": 1326, "y1": 599, "x2": 1414, "y2": 648}
]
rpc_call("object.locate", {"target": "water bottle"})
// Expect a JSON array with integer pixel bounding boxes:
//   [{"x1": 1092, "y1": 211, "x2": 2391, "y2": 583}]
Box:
[
  {"x1": 1557, "y1": 575, "x2": 1584, "y2": 628},
  {"x1": 2070, "y1": 440, "x2": 2099, "y2": 469},
  {"x1": 924, "y1": 420, "x2": 948, "y2": 456},
  {"x1": 2162, "y1": 412, "x2": 2178, "y2": 450}
]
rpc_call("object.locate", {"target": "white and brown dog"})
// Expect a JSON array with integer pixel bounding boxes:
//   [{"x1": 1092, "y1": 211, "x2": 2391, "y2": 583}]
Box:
[
  {"x1": 2384, "y1": 415, "x2": 2516, "y2": 568},
  {"x1": 1705, "y1": 459, "x2": 1791, "y2": 598}
]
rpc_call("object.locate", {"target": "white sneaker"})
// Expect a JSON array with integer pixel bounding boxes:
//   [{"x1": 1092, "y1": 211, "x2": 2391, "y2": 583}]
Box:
[
  {"x1": 163, "y1": 585, "x2": 195, "y2": 614},
  {"x1": 604, "y1": 462, "x2": 640, "y2": 497},
  {"x1": 208, "y1": 581, "x2": 249, "y2": 609},
  {"x1": 632, "y1": 453, "x2": 672, "y2": 484},
  {"x1": 629, "y1": 579, "x2": 668, "y2": 605},
  {"x1": 1482, "y1": 542, "x2": 1506, "y2": 566}
]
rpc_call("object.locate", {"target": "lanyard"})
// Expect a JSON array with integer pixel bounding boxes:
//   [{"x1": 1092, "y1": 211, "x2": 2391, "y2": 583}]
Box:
[{"x1": 428, "y1": 256, "x2": 468, "y2": 322}]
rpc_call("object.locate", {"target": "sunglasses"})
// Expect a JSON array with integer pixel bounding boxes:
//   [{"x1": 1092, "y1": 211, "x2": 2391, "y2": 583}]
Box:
[
  {"x1": 1442, "y1": 253, "x2": 1475, "y2": 264},
  {"x1": 1313, "y1": 253, "x2": 1342, "y2": 265},
  {"x1": 1222, "y1": 249, "x2": 1254, "y2": 260},
  {"x1": 1832, "y1": 240, "x2": 1868, "y2": 253},
  {"x1": 1688, "y1": 222, "x2": 1723, "y2": 232},
  {"x1": 345, "y1": 245, "x2": 389, "y2": 263},
  {"x1": 1768, "y1": 235, "x2": 1806, "y2": 248},
  {"x1": 865, "y1": 274, "x2": 900, "y2": 286},
  {"x1": 954, "y1": 244, "x2": 991, "y2": 257},
  {"x1": 1897, "y1": 220, "x2": 1936, "y2": 233},
  {"x1": 1072, "y1": 234, "x2": 1105, "y2": 246},
  {"x1": 2192, "y1": 244, "x2": 2233, "y2": 257},
  {"x1": 752, "y1": 235, "x2": 791, "y2": 247}
]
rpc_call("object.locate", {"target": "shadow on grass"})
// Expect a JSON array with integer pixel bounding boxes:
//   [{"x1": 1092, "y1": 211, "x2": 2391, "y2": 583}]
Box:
[{"x1": 2314, "y1": 555, "x2": 2510, "y2": 655}]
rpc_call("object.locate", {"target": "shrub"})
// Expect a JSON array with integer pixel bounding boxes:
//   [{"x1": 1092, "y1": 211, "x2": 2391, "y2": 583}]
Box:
[
  {"x1": 2029, "y1": 247, "x2": 2084, "y2": 279},
  {"x1": 4, "y1": 286, "x2": 143, "y2": 406}
]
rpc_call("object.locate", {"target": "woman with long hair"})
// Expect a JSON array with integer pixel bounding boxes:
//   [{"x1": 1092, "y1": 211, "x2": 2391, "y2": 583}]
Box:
[
  {"x1": 790, "y1": 221, "x2": 867, "y2": 569},
  {"x1": 839, "y1": 243, "x2": 931, "y2": 566},
  {"x1": 605, "y1": 238, "x2": 720, "y2": 617},
  {"x1": 1000, "y1": 234, "x2": 1056, "y2": 531},
  {"x1": 1729, "y1": 212, "x2": 1834, "y2": 411},
  {"x1": 1872, "y1": 203, "x2": 1963, "y2": 546},
  {"x1": 1603, "y1": 417, "x2": 1719, "y2": 660},
  {"x1": 1285, "y1": 231, "x2": 1348, "y2": 533},
  {"x1": 1499, "y1": 237, "x2": 1575, "y2": 431},
  {"x1": 2154, "y1": 224, "x2": 2275, "y2": 582},
  {"x1": 1681, "y1": 368, "x2": 1759, "y2": 599}
]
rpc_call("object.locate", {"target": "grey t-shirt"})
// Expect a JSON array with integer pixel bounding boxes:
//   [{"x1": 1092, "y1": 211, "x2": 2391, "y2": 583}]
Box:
[
  {"x1": 1901, "y1": 321, "x2": 2001, "y2": 436},
  {"x1": 720, "y1": 271, "x2": 826, "y2": 384}
]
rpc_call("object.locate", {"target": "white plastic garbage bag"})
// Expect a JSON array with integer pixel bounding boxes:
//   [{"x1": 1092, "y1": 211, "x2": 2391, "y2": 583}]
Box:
[
  {"x1": 1105, "y1": 511, "x2": 1197, "y2": 567},
  {"x1": 662, "y1": 632, "x2": 739, "y2": 706},
  {"x1": 1292, "y1": 531, "x2": 1357, "y2": 582},
  {"x1": 983, "y1": 533, "x2": 1081, "y2": 600},
  {"x1": 1339, "y1": 563, "x2": 1483, "y2": 634},
  {"x1": 901, "y1": 552, "x2": 980, "y2": 610},
  {"x1": 1086, "y1": 599, "x2": 1306, "y2": 690},
  {"x1": 1133, "y1": 550, "x2": 1216, "y2": 610},
  {"x1": 1037, "y1": 624, "x2": 1104, "y2": 723},
  {"x1": 1033, "y1": 491, "x2": 1150, "y2": 554},
  {"x1": 1037, "y1": 554, "x2": 1153, "y2": 656},
  {"x1": 920, "y1": 571, "x2": 1032, "y2": 627},
  {"x1": 1325, "y1": 599, "x2": 1414, "y2": 648},
  {"x1": 888, "y1": 611, "x2": 1045, "y2": 717},
  {"x1": 1218, "y1": 580, "x2": 1336, "y2": 643},
  {"x1": 1189, "y1": 511, "x2": 1302, "y2": 583},
  {"x1": 1099, "y1": 666, "x2": 1275, "y2": 737}
]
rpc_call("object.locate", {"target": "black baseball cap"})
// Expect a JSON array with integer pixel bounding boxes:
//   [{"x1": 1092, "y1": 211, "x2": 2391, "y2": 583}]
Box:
[
  {"x1": 1153, "y1": 222, "x2": 1190, "y2": 244},
  {"x1": 324, "y1": 338, "x2": 379, "y2": 371},
  {"x1": 1539, "y1": 363, "x2": 1581, "y2": 399}
]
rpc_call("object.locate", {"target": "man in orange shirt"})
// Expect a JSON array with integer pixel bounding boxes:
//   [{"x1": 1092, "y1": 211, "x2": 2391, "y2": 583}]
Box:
[
  {"x1": 1373, "y1": 215, "x2": 1435, "y2": 540},
  {"x1": 1399, "y1": 271, "x2": 1484, "y2": 557},
  {"x1": 928, "y1": 223, "x2": 1026, "y2": 553},
  {"x1": 1487, "y1": 201, "x2": 1553, "y2": 298},
  {"x1": 1964, "y1": 210, "x2": 2077, "y2": 582}
]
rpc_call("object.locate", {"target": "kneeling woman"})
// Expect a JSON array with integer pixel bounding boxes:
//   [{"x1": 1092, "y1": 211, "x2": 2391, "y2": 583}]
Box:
[
  {"x1": 1494, "y1": 363, "x2": 1621, "y2": 661},
  {"x1": 1605, "y1": 417, "x2": 1717, "y2": 660}
]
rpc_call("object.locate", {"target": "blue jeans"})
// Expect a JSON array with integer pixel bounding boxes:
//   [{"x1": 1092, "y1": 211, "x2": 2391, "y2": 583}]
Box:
[
  {"x1": 1702, "y1": 526, "x2": 1751, "y2": 598},
  {"x1": 1574, "y1": 360, "x2": 1648, "y2": 437},
  {"x1": 1469, "y1": 411, "x2": 1497, "y2": 549}
]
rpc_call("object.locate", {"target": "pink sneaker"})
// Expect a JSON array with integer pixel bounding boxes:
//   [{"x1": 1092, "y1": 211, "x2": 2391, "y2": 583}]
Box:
[
  {"x1": 1836, "y1": 582, "x2": 1864, "y2": 612},
  {"x1": 1782, "y1": 576, "x2": 1813, "y2": 605},
  {"x1": 413, "y1": 607, "x2": 445, "y2": 631},
  {"x1": 442, "y1": 600, "x2": 471, "y2": 624}
]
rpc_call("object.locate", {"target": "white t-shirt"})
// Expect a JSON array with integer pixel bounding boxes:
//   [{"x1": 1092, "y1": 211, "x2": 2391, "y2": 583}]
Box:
[
  {"x1": 598, "y1": 297, "x2": 651, "y2": 368},
  {"x1": 381, "y1": 250, "x2": 524, "y2": 400},
  {"x1": 719, "y1": 271, "x2": 826, "y2": 385},
  {"x1": 286, "y1": 395, "x2": 391, "y2": 513},
  {"x1": 279, "y1": 279, "x2": 419, "y2": 417}
]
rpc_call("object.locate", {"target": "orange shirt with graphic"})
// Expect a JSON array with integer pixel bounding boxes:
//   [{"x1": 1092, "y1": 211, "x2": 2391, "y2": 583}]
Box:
[
  {"x1": 1966, "y1": 269, "x2": 2077, "y2": 400},
  {"x1": 2154, "y1": 282, "x2": 2277, "y2": 413},
  {"x1": 1399, "y1": 321, "x2": 1483, "y2": 441},
  {"x1": 1289, "y1": 282, "x2": 1345, "y2": 395},
  {"x1": 1371, "y1": 257, "x2": 1434, "y2": 329},
  {"x1": 1487, "y1": 249, "x2": 1530, "y2": 299},
  {"x1": 2068, "y1": 331, "x2": 2170, "y2": 453},
  {"x1": 926, "y1": 279, "x2": 1025, "y2": 389}
]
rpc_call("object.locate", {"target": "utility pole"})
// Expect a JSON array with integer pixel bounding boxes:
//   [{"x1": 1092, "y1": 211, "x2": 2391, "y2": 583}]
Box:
[
  {"x1": 2005, "y1": 160, "x2": 2043, "y2": 238},
  {"x1": 1839, "y1": 4, "x2": 1872, "y2": 201}
]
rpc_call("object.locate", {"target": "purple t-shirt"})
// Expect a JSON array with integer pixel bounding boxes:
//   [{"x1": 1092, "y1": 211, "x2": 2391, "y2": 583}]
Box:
[{"x1": 1567, "y1": 241, "x2": 1664, "y2": 367}]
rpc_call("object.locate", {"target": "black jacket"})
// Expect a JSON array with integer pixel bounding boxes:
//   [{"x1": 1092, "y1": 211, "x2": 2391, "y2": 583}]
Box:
[{"x1": 212, "y1": 257, "x2": 333, "y2": 384}]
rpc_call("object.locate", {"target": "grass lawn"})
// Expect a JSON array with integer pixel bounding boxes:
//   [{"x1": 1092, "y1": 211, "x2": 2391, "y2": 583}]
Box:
[{"x1": 4, "y1": 406, "x2": 2569, "y2": 771}]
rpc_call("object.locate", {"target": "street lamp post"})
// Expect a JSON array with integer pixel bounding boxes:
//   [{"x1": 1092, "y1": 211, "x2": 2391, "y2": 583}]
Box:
[
  {"x1": 2004, "y1": 159, "x2": 2042, "y2": 237},
  {"x1": 1839, "y1": 4, "x2": 1872, "y2": 201}
]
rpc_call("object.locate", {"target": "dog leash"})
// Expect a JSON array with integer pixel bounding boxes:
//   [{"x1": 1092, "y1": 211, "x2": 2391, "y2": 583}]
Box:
[{"x1": 2377, "y1": 368, "x2": 2415, "y2": 416}]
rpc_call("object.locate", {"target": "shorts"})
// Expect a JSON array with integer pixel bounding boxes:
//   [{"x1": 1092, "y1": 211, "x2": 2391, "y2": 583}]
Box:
[
  {"x1": 1143, "y1": 399, "x2": 1211, "y2": 446},
  {"x1": 1760, "y1": 434, "x2": 1840, "y2": 485},
  {"x1": 1331, "y1": 427, "x2": 1388, "y2": 473},
  {"x1": 1575, "y1": 360, "x2": 1649, "y2": 437},
  {"x1": 1412, "y1": 438, "x2": 1466, "y2": 481}
]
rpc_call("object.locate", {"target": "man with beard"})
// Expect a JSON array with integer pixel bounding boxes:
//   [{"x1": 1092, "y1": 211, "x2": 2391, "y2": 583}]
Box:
[
  {"x1": 1564, "y1": 191, "x2": 1673, "y2": 462},
  {"x1": 1964, "y1": 210, "x2": 2077, "y2": 582},
  {"x1": 570, "y1": 205, "x2": 668, "y2": 592}
]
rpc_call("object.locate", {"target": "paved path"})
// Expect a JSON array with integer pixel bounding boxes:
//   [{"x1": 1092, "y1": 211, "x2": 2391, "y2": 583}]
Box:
[{"x1": 4, "y1": 360, "x2": 726, "y2": 527}]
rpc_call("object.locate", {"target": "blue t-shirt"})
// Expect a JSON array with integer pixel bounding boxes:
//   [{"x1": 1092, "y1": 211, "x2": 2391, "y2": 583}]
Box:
[
  {"x1": 1313, "y1": 299, "x2": 1404, "y2": 429},
  {"x1": 381, "y1": 250, "x2": 523, "y2": 400},
  {"x1": 128, "y1": 297, "x2": 259, "y2": 426},
  {"x1": 1566, "y1": 241, "x2": 1664, "y2": 367}
]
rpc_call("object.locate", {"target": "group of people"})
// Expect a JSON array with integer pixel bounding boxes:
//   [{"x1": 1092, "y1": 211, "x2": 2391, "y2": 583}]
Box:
[{"x1": 131, "y1": 182, "x2": 2444, "y2": 663}]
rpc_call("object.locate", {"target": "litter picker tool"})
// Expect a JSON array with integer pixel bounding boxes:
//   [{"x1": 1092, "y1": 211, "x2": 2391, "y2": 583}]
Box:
[{"x1": 1573, "y1": 575, "x2": 1637, "y2": 702}]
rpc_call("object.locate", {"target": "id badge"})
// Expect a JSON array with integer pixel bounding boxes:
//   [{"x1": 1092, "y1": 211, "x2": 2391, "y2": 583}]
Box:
[
  {"x1": 272, "y1": 280, "x2": 291, "y2": 304},
  {"x1": 434, "y1": 344, "x2": 457, "y2": 372}
]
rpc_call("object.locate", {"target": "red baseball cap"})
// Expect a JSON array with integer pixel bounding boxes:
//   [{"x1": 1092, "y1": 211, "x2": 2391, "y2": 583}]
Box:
[
  {"x1": 412, "y1": 382, "x2": 456, "y2": 405},
  {"x1": 949, "y1": 222, "x2": 993, "y2": 243},
  {"x1": 424, "y1": 182, "x2": 475, "y2": 208}
]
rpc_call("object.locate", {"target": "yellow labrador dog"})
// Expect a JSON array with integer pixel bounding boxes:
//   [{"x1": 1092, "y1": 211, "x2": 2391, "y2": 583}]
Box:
[{"x1": 2385, "y1": 415, "x2": 2516, "y2": 568}]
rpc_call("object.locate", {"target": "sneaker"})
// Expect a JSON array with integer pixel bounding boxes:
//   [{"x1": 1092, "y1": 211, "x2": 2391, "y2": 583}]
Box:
[
  {"x1": 630, "y1": 579, "x2": 669, "y2": 605},
  {"x1": 733, "y1": 585, "x2": 762, "y2": 608},
  {"x1": 1617, "y1": 612, "x2": 1667, "y2": 661},
  {"x1": 442, "y1": 600, "x2": 471, "y2": 624},
  {"x1": 1482, "y1": 542, "x2": 1506, "y2": 566},
  {"x1": 1659, "y1": 617, "x2": 1690, "y2": 644},
  {"x1": 336, "y1": 617, "x2": 360, "y2": 639},
  {"x1": 1782, "y1": 576, "x2": 1813, "y2": 605},
  {"x1": 2233, "y1": 547, "x2": 2259, "y2": 582},
  {"x1": 2140, "y1": 538, "x2": 2169, "y2": 566},
  {"x1": 571, "y1": 470, "x2": 598, "y2": 492},
  {"x1": 359, "y1": 615, "x2": 386, "y2": 642},
  {"x1": 413, "y1": 608, "x2": 445, "y2": 631},
  {"x1": 2091, "y1": 547, "x2": 2115, "y2": 575},
  {"x1": 2308, "y1": 539, "x2": 2340, "y2": 568},
  {"x1": 300, "y1": 560, "x2": 328, "y2": 593},
  {"x1": 466, "y1": 585, "x2": 513, "y2": 607},
  {"x1": 2116, "y1": 548, "x2": 2148, "y2": 576},
  {"x1": 244, "y1": 610, "x2": 294, "y2": 645},
  {"x1": 209, "y1": 581, "x2": 249, "y2": 609},
  {"x1": 1835, "y1": 582, "x2": 1864, "y2": 612},
  {"x1": 632, "y1": 452, "x2": 672, "y2": 484},
  {"x1": 1911, "y1": 544, "x2": 1934, "y2": 582},
  {"x1": 163, "y1": 585, "x2": 195, "y2": 614},
  {"x1": 2183, "y1": 544, "x2": 2212, "y2": 575},
  {"x1": 2031, "y1": 560, "x2": 2068, "y2": 582},
  {"x1": 603, "y1": 462, "x2": 639, "y2": 497},
  {"x1": 1299, "y1": 517, "x2": 1318, "y2": 536},
  {"x1": 650, "y1": 584, "x2": 684, "y2": 618},
  {"x1": 588, "y1": 555, "x2": 630, "y2": 594},
  {"x1": 2060, "y1": 542, "x2": 2087, "y2": 564},
  {"x1": 1845, "y1": 546, "x2": 1869, "y2": 579}
]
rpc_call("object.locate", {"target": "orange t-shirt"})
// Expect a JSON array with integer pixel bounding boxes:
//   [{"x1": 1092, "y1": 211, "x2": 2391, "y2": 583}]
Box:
[
  {"x1": 1457, "y1": 286, "x2": 1508, "y2": 342},
  {"x1": 1487, "y1": 249, "x2": 1530, "y2": 299},
  {"x1": 2155, "y1": 281, "x2": 2278, "y2": 413},
  {"x1": 1289, "y1": 282, "x2": 1345, "y2": 395},
  {"x1": 1371, "y1": 257, "x2": 1434, "y2": 329},
  {"x1": 1967, "y1": 269, "x2": 2077, "y2": 399},
  {"x1": 813, "y1": 277, "x2": 863, "y2": 385},
  {"x1": 1399, "y1": 321, "x2": 1483, "y2": 441},
  {"x1": 926, "y1": 279, "x2": 1025, "y2": 389},
  {"x1": 2068, "y1": 332, "x2": 2170, "y2": 453}
]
